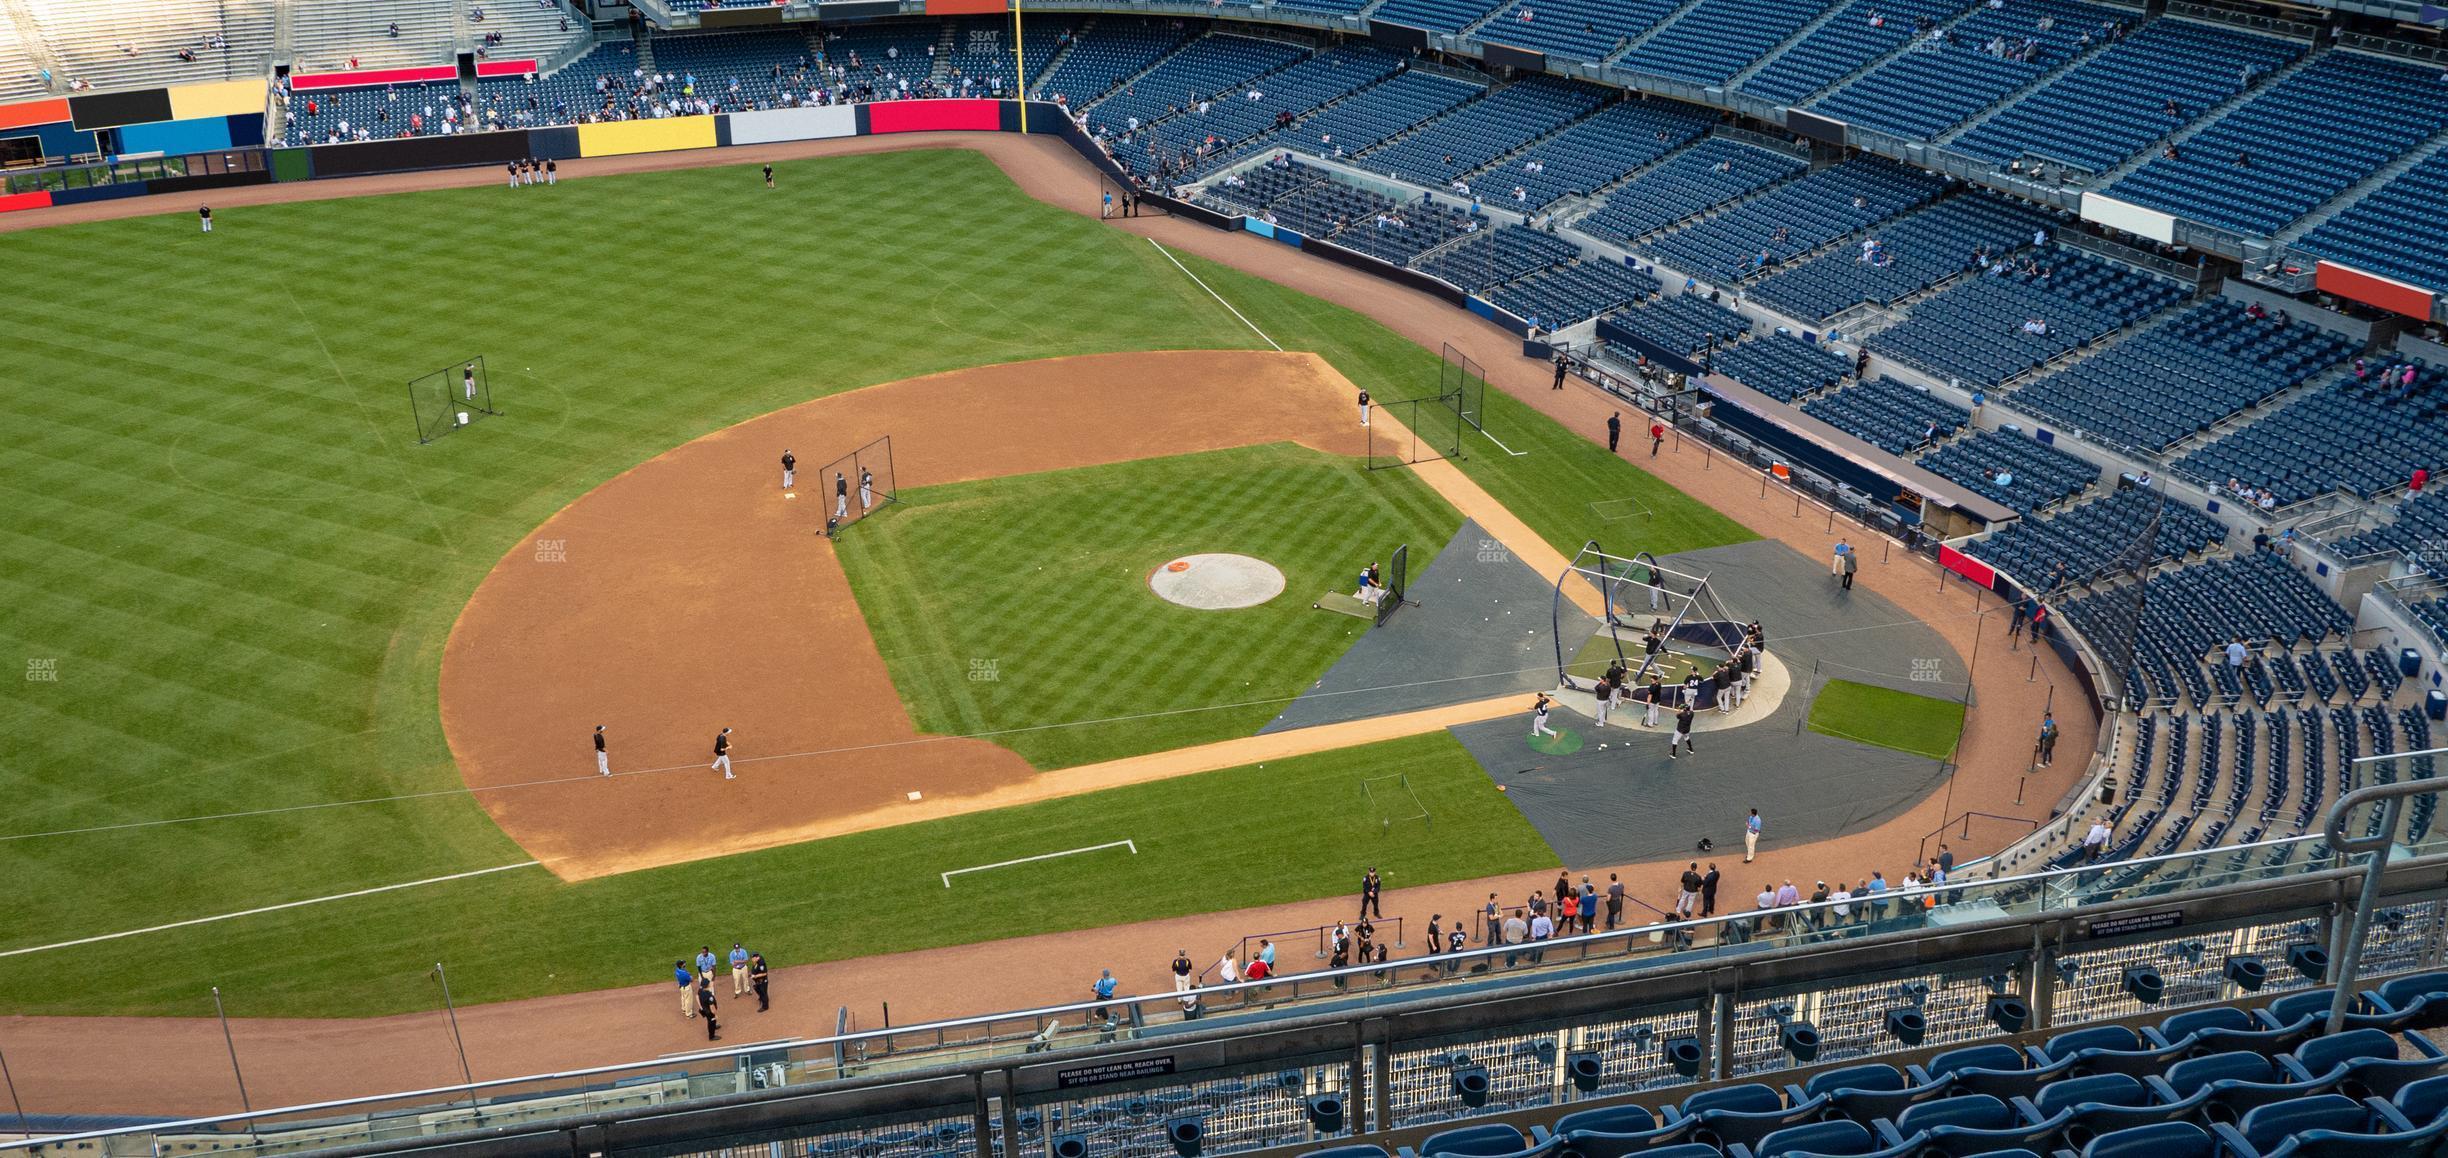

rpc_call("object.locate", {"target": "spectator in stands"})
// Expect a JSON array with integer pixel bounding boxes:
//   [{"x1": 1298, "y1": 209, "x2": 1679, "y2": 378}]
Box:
[
  {"x1": 2083, "y1": 819, "x2": 2112, "y2": 860},
  {"x1": 2415, "y1": 466, "x2": 2431, "y2": 494},
  {"x1": 1754, "y1": 883, "x2": 1778, "y2": 932}
]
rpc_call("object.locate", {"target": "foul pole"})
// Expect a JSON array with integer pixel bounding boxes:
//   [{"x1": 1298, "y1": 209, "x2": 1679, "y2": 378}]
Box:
[{"x1": 1014, "y1": 0, "x2": 1028, "y2": 132}]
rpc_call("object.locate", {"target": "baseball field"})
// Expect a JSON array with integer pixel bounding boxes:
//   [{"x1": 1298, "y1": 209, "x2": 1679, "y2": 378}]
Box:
[{"x1": 0, "y1": 145, "x2": 1755, "y2": 1019}]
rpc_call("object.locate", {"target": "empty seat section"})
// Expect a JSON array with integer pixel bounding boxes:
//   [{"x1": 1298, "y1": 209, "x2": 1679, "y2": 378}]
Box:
[
  {"x1": 1575, "y1": 138, "x2": 1807, "y2": 247},
  {"x1": 1801, "y1": 376, "x2": 1969, "y2": 452},
  {"x1": 2003, "y1": 301, "x2": 2355, "y2": 453},
  {"x1": 1621, "y1": 0, "x2": 1844, "y2": 86},
  {"x1": 1950, "y1": 18, "x2": 2305, "y2": 172},
  {"x1": 1740, "y1": 0, "x2": 1972, "y2": 105},
  {"x1": 1749, "y1": 191, "x2": 2058, "y2": 321},
  {"x1": 2105, "y1": 51, "x2": 2448, "y2": 237},
  {"x1": 1808, "y1": 0, "x2": 2126, "y2": 140},
  {"x1": 1641, "y1": 156, "x2": 1947, "y2": 283}
]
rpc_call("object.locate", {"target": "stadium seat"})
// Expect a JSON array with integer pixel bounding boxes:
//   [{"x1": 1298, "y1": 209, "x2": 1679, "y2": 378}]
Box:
[
  {"x1": 2150, "y1": 1050, "x2": 2344, "y2": 1120},
  {"x1": 1407, "y1": 1124, "x2": 1531, "y2": 1158},
  {"x1": 1739, "y1": 1119, "x2": 1879, "y2": 1158},
  {"x1": 2282, "y1": 1029, "x2": 2448, "y2": 1099},
  {"x1": 2081, "y1": 1122, "x2": 2218, "y2": 1158}
]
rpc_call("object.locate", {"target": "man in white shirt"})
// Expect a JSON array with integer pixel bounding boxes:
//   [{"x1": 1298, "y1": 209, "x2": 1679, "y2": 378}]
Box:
[{"x1": 2083, "y1": 819, "x2": 2112, "y2": 860}]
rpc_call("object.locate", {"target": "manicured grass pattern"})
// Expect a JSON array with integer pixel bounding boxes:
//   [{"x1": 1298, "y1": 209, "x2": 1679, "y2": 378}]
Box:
[
  {"x1": 838, "y1": 444, "x2": 1459, "y2": 769},
  {"x1": 0, "y1": 735, "x2": 1554, "y2": 1018},
  {"x1": 0, "y1": 148, "x2": 1703, "y2": 1017},
  {"x1": 1806, "y1": 679, "x2": 1967, "y2": 761}
]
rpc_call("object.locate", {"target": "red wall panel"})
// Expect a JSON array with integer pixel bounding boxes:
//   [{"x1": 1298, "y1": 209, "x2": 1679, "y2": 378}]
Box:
[
  {"x1": 0, "y1": 189, "x2": 55, "y2": 213},
  {"x1": 924, "y1": 0, "x2": 1009, "y2": 11},
  {"x1": 0, "y1": 98, "x2": 71, "y2": 131},
  {"x1": 867, "y1": 98, "x2": 1002, "y2": 134},
  {"x1": 2316, "y1": 261, "x2": 2438, "y2": 320},
  {"x1": 1937, "y1": 544, "x2": 1997, "y2": 590},
  {"x1": 291, "y1": 65, "x2": 459, "y2": 91},
  {"x1": 474, "y1": 59, "x2": 539, "y2": 77}
]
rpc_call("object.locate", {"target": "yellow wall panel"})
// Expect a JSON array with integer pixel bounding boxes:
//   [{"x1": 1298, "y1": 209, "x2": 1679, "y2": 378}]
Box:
[
  {"x1": 576, "y1": 117, "x2": 718, "y2": 158},
  {"x1": 167, "y1": 79, "x2": 268, "y2": 121}
]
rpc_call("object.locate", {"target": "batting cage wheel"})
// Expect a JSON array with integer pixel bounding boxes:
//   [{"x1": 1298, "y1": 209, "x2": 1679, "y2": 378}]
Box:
[{"x1": 409, "y1": 356, "x2": 501, "y2": 445}]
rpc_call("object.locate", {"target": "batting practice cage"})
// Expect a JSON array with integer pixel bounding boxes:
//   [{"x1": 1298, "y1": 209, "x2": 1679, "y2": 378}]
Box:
[
  {"x1": 1550, "y1": 544, "x2": 1743, "y2": 690},
  {"x1": 817, "y1": 435, "x2": 898, "y2": 538},
  {"x1": 409, "y1": 356, "x2": 500, "y2": 445},
  {"x1": 1438, "y1": 342, "x2": 1489, "y2": 432}
]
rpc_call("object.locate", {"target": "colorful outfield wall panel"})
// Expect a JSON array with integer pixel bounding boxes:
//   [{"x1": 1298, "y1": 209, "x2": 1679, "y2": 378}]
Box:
[
  {"x1": 866, "y1": 99, "x2": 1003, "y2": 134},
  {"x1": 724, "y1": 105, "x2": 859, "y2": 146},
  {"x1": 2317, "y1": 262, "x2": 2438, "y2": 321},
  {"x1": 575, "y1": 117, "x2": 718, "y2": 158}
]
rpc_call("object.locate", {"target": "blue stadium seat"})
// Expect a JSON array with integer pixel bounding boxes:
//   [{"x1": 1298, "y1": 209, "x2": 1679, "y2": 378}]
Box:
[{"x1": 2106, "y1": 52, "x2": 2448, "y2": 237}]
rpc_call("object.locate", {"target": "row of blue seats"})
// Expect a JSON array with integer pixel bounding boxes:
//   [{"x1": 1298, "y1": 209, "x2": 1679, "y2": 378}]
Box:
[
  {"x1": 2173, "y1": 362, "x2": 2448, "y2": 505},
  {"x1": 1740, "y1": 0, "x2": 1975, "y2": 105},
  {"x1": 2298, "y1": 148, "x2": 2448, "y2": 299},
  {"x1": 1618, "y1": 0, "x2": 1836, "y2": 87},
  {"x1": 1803, "y1": 376, "x2": 1969, "y2": 453},
  {"x1": 1416, "y1": 225, "x2": 1583, "y2": 295},
  {"x1": 1488, "y1": 260, "x2": 1663, "y2": 329},
  {"x1": 1032, "y1": 17, "x2": 1189, "y2": 106},
  {"x1": 1488, "y1": 99, "x2": 1714, "y2": 212},
  {"x1": 1915, "y1": 428, "x2": 2098, "y2": 513},
  {"x1": 1609, "y1": 292, "x2": 1753, "y2": 357},
  {"x1": 1474, "y1": 0, "x2": 1689, "y2": 62},
  {"x1": 1749, "y1": 192, "x2": 2057, "y2": 322},
  {"x1": 1576, "y1": 138, "x2": 1810, "y2": 248},
  {"x1": 1712, "y1": 333, "x2": 1856, "y2": 404},
  {"x1": 2105, "y1": 51, "x2": 2448, "y2": 238},
  {"x1": 1367, "y1": 76, "x2": 1607, "y2": 192},
  {"x1": 1870, "y1": 257, "x2": 2185, "y2": 389},
  {"x1": 1230, "y1": 70, "x2": 1487, "y2": 177},
  {"x1": 1948, "y1": 18, "x2": 2303, "y2": 174},
  {"x1": 1323, "y1": 984, "x2": 2448, "y2": 1158},
  {"x1": 1961, "y1": 485, "x2": 2227, "y2": 592},
  {"x1": 1643, "y1": 157, "x2": 1947, "y2": 283},
  {"x1": 1085, "y1": 34, "x2": 1304, "y2": 139},
  {"x1": 2004, "y1": 302, "x2": 2357, "y2": 454},
  {"x1": 2333, "y1": 491, "x2": 2448, "y2": 575},
  {"x1": 1811, "y1": 0, "x2": 2125, "y2": 141}
]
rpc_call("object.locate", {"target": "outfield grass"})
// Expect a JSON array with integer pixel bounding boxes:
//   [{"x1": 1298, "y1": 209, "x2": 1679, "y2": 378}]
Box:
[
  {"x1": 0, "y1": 734, "x2": 1554, "y2": 1018},
  {"x1": 1153, "y1": 253, "x2": 1758, "y2": 561},
  {"x1": 839, "y1": 444, "x2": 1458, "y2": 769},
  {"x1": 0, "y1": 147, "x2": 1682, "y2": 1016},
  {"x1": 1807, "y1": 679, "x2": 1967, "y2": 760}
]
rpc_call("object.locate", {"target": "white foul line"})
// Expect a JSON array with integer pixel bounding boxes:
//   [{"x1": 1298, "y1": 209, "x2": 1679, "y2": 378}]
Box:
[
  {"x1": 942, "y1": 840, "x2": 1137, "y2": 888},
  {"x1": 0, "y1": 861, "x2": 542, "y2": 959},
  {"x1": 1481, "y1": 427, "x2": 1527, "y2": 456},
  {"x1": 1148, "y1": 239, "x2": 1280, "y2": 351}
]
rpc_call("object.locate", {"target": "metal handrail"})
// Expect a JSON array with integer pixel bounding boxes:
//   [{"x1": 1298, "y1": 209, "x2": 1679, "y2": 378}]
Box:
[
  {"x1": 2, "y1": 828, "x2": 2342, "y2": 1154},
  {"x1": 2319, "y1": 754, "x2": 2448, "y2": 1033}
]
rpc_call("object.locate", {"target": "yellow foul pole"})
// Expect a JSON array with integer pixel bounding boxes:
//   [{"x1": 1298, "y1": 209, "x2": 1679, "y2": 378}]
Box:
[{"x1": 1013, "y1": 0, "x2": 1028, "y2": 132}]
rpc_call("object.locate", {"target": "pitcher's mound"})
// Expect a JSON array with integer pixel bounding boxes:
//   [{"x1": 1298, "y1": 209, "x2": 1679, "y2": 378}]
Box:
[{"x1": 1150, "y1": 554, "x2": 1286, "y2": 610}]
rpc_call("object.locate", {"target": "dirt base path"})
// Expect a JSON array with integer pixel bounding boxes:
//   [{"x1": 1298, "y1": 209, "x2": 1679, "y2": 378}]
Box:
[
  {"x1": 5, "y1": 133, "x2": 2099, "y2": 1119},
  {"x1": 443, "y1": 349, "x2": 1401, "y2": 880}
]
